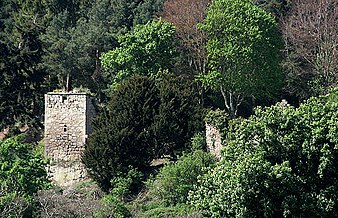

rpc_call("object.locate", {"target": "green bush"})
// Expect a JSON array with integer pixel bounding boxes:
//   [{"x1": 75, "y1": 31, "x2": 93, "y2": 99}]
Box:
[
  {"x1": 140, "y1": 204, "x2": 200, "y2": 218},
  {"x1": 101, "y1": 168, "x2": 143, "y2": 218},
  {"x1": 130, "y1": 150, "x2": 214, "y2": 217},
  {"x1": 189, "y1": 88, "x2": 338, "y2": 217},
  {"x1": 0, "y1": 135, "x2": 50, "y2": 217},
  {"x1": 190, "y1": 132, "x2": 207, "y2": 151},
  {"x1": 146, "y1": 150, "x2": 216, "y2": 206}
]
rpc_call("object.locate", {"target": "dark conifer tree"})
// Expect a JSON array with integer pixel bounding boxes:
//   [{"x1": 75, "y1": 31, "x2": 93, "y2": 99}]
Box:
[
  {"x1": 83, "y1": 75, "x2": 204, "y2": 191},
  {"x1": 0, "y1": 0, "x2": 47, "y2": 130},
  {"x1": 83, "y1": 76, "x2": 160, "y2": 191},
  {"x1": 41, "y1": 0, "x2": 164, "y2": 93}
]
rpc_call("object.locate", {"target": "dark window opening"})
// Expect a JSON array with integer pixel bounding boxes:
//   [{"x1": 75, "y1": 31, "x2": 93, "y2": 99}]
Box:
[
  {"x1": 62, "y1": 96, "x2": 67, "y2": 103},
  {"x1": 63, "y1": 125, "x2": 67, "y2": 132}
]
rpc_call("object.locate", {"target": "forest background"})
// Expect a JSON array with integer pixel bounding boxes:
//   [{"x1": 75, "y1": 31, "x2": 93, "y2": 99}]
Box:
[{"x1": 0, "y1": 0, "x2": 337, "y2": 217}]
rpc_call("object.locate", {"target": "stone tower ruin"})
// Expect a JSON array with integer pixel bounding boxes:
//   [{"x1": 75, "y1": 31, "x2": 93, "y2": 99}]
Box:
[{"x1": 44, "y1": 92, "x2": 96, "y2": 187}]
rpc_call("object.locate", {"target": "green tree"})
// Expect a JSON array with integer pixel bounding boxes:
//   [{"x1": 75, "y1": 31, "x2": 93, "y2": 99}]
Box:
[
  {"x1": 189, "y1": 88, "x2": 338, "y2": 217},
  {"x1": 83, "y1": 76, "x2": 159, "y2": 191},
  {"x1": 0, "y1": 135, "x2": 49, "y2": 217},
  {"x1": 41, "y1": 0, "x2": 116, "y2": 91},
  {"x1": 101, "y1": 19, "x2": 177, "y2": 93},
  {"x1": 153, "y1": 74, "x2": 204, "y2": 156},
  {"x1": 82, "y1": 75, "x2": 203, "y2": 191},
  {"x1": 133, "y1": 0, "x2": 164, "y2": 25},
  {"x1": 0, "y1": 0, "x2": 48, "y2": 130},
  {"x1": 41, "y1": 0, "x2": 164, "y2": 92},
  {"x1": 198, "y1": 0, "x2": 284, "y2": 118}
]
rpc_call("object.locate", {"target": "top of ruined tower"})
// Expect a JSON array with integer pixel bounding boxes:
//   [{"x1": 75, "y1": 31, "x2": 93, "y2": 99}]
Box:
[{"x1": 47, "y1": 88, "x2": 93, "y2": 95}]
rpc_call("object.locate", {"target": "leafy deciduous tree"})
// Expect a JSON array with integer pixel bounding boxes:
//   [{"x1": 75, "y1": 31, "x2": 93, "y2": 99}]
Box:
[
  {"x1": 0, "y1": 135, "x2": 49, "y2": 217},
  {"x1": 101, "y1": 19, "x2": 177, "y2": 94},
  {"x1": 199, "y1": 0, "x2": 284, "y2": 118},
  {"x1": 190, "y1": 88, "x2": 338, "y2": 217}
]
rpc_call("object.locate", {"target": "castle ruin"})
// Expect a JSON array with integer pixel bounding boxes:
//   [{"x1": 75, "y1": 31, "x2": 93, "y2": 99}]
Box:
[
  {"x1": 44, "y1": 92, "x2": 96, "y2": 187},
  {"x1": 205, "y1": 123, "x2": 222, "y2": 160}
]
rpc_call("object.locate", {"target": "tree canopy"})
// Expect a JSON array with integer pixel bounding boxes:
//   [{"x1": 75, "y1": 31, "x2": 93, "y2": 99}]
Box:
[
  {"x1": 199, "y1": 0, "x2": 284, "y2": 118},
  {"x1": 101, "y1": 19, "x2": 177, "y2": 93},
  {"x1": 0, "y1": 0, "x2": 47, "y2": 130},
  {"x1": 83, "y1": 75, "x2": 203, "y2": 191},
  {"x1": 0, "y1": 0, "x2": 165, "y2": 131},
  {"x1": 41, "y1": 0, "x2": 165, "y2": 91},
  {"x1": 190, "y1": 88, "x2": 338, "y2": 217}
]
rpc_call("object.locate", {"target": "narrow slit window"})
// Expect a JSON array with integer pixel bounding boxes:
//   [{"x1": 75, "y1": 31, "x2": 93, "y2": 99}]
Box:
[{"x1": 62, "y1": 96, "x2": 67, "y2": 103}]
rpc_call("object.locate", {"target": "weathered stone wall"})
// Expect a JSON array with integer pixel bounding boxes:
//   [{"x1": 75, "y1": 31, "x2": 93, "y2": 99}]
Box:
[
  {"x1": 205, "y1": 123, "x2": 222, "y2": 160},
  {"x1": 48, "y1": 161, "x2": 88, "y2": 187},
  {"x1": 44, "y1": 92, "x2": 96, "y2": 187}
]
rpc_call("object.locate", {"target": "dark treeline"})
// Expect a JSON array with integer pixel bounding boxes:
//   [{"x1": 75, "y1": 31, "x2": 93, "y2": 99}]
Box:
[
  {"x1": 0, "y1": 0, "x2": 164, "y2": 131},
  {"x1": 1, "y1": 0, "x2": 337, "y2": 132}
]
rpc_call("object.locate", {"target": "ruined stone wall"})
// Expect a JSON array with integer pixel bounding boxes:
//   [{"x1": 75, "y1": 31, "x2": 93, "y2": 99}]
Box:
[
  {"x1": 205, "y1": 123, "x2": 223, "y2": 160},
  {"x1": 44, "y1": 92, "x2": 96, "y2": 186}
]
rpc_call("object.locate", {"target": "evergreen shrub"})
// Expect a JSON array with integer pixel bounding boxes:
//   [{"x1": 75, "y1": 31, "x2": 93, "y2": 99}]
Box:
[{"x1": 83, "y1": 75, "x2": 204, "y2": 191}]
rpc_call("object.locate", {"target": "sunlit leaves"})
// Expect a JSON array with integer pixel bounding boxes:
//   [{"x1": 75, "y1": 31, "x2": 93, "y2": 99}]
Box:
[
  {"x1": 198, "y1": 0, "x2": 283, "y2": 117},
  {"x1": 190, "y1": 88, "x2": 338, "y2": 217},
  {"x1": 101, "y1": 19, "x2": 177, "y2": 94}
]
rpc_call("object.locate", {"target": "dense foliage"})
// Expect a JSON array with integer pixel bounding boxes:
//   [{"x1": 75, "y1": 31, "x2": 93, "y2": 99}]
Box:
[
  {"x1": 0, "y1": 0, "x2": 164, "y2": 130},
  {"x1": 253, "y1": 0, "x2": 291, "y2": 18},
  {"x1": 189, "y1": 88, "x2": 338, "y2": 217},
  {"x1": 0, "y1": 0, "x2": 47, "y2": 129},
  {"x1": 129, "y1": 149, "x2": 213, "y2": 217},
  {"x1": 1, "y1": 0, "x2": 337, "y2": 216},
  {"x1": 83, "y1": 75, "x2": 203, "y2": 191},
  {"x1": 153, "y1": 74, "x2": 205, "y2": 155},
  {"x1": 0, "y1": 135, "x2": 49, "y2": 217},
  {"x1": 41, "y1": 0, "x2": 165, "y2": 91},
  {"x1": 146, "y1": 150, "x2": 215, "y2": 206},
  {"x1": 199, "y1": 0, "x2": 284, "y2": 117},
  {"x1": 101, "y1": 19, "x2": 177, "y2": 93},
  {"x1": 83, "y1": 76, "x2": 158, "y2": 191}
]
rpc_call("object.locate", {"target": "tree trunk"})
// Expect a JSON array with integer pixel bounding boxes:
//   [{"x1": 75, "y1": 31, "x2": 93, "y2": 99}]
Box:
[{"x1": 65, "y1": 73, "x2": 71, "y2": 92}]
